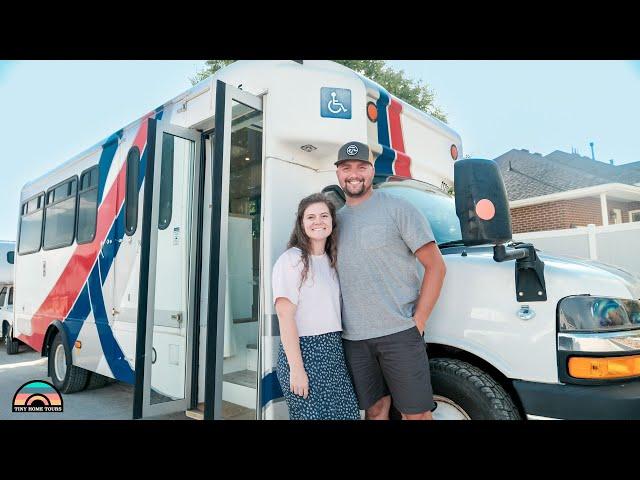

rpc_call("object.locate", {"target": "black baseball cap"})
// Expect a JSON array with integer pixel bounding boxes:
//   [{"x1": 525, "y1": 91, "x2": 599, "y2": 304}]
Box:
[{"x1": 335, "y1": 141, "x2": 374, "y2": 166}]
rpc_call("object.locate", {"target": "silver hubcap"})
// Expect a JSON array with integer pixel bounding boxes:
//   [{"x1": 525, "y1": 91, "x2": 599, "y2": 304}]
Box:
[
  {"x1": 54, "y1": 343, "x2": 67, "y2": 381},
  {"x1": 433, "y1": 395, "x2": 471, "y2": 420}
]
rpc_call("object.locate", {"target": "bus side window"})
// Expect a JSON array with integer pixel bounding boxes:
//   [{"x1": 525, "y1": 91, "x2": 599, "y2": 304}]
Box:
[
  {"x1": 0, "y1": 287, "x2": 6, "y2": 308},
  {"x1": 43, "y1": 177, "x2": 78, "y2": 250},
  {"x1": 125, "y1": 146, "x2": 140, "y2": 236},
  {"x1": 18, "y1": 193, "x2": 44, "y2": 255},
  {"x1": 77, "y1": 166, "x2": 99, "y2": 244},
  {"x1": 8, "y1": 287, "x2": 13, "y2": 306},
  {"x1": 158, "y1": 133, "x2": 174, "y2": 230}
]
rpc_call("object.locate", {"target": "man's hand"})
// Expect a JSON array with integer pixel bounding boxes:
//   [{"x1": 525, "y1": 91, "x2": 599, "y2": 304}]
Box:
[{"x1": 413, "y1": 316, "x2": 426, "y2": 336}]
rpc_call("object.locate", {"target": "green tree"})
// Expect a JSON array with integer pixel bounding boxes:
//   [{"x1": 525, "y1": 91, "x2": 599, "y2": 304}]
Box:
[{"x1": 190, "y1": 60, "x2": 446, "y2": 123}]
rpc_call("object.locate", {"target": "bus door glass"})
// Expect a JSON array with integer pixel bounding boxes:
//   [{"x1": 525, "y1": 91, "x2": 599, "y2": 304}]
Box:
[
  {"x1": 134, "y1": 121, "x2": 200, "y2": 418},
  {"x1": 204, "y1": 82, "x2": 263, "y2": 420}
]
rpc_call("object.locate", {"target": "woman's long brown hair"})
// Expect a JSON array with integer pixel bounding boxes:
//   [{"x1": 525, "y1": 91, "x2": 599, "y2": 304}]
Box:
[{"x1": 287, "y1": 193, "x2": 338, "y2": 289}]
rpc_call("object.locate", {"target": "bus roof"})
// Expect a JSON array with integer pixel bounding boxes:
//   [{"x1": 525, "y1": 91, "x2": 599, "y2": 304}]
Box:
[{"x1": 21, "y1": 60, "x2": 461, "y2": 200}]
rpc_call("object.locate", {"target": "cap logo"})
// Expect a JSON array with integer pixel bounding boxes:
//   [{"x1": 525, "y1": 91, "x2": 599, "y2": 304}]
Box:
[{"x1": 346, "y1": 144, "x2": 359, "y2": 156}]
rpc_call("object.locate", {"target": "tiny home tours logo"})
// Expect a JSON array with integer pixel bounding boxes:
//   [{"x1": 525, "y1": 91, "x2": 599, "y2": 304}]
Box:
[{"x1": 12, "y1": 380, "x2": 63, "y2": 413}]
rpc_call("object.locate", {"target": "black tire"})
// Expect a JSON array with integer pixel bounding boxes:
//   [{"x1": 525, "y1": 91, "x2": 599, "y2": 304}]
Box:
[
  {"x1": 430, "y1": 357, "x2": 522, "y2": 420},
  {"x1": 48, "y1": 333, "x2": 90, "y2": 393},
  {"x1": 86, "y1": 372, "x2": 113, "y2": 390}
]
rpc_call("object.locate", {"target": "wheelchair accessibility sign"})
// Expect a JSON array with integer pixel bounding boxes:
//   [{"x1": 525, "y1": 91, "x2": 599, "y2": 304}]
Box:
[{"x1": 321, "y1": 87, "x2": 351, "y2": 119}]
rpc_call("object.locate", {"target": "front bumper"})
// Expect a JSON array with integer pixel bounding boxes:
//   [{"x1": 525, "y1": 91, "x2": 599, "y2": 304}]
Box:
[{"x1": 513, "y1": 379, "x2": 640, "y2": 420}]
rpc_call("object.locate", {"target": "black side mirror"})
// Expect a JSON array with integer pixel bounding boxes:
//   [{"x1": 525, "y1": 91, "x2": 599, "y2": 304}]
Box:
[
  {"x1": 454, "y1": 158, "x2": 512, "y2": 246},
  {"x1": 455, "y1": 159, "x2": 547, "y2": 301},
  {"x1": 7, "y1": 251, "x2": 14, "y2": 265}
]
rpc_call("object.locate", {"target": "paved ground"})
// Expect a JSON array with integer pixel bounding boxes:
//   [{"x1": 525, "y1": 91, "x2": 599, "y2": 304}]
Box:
[{"x1": 0, "y1": 340, "x2": 193, "y2": 420}]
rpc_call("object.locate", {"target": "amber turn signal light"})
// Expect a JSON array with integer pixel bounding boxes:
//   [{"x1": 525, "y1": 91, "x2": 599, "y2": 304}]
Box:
[
  {"x1": 568, "y1": 355, "x2": 640, "y2": 379},
  {"x1": 451, "y1": 144, "x2": 459, "y2": 160}
]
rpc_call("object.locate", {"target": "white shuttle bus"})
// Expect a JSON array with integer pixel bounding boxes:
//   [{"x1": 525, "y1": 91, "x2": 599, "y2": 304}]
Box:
[{"x1": 12, "y1": 60, "x2": 640, "y2": 419}]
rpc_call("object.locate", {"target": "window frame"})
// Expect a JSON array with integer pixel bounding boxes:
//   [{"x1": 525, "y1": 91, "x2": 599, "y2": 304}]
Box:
[
  {"x1": 8, "y1": 286, "x2": 13, "y2": 306},
  {"x1": 125, "y1": 146, "x2": 141, "y2": 236},
  {"x1": 0, "y1": 286, "x2": 6, "y2": 308},
  {"x1": 42, "y1": 175, "x2": 79, "y2": 251},
  {"x1": 76, "y1": 165, "x2": 100, "y2": 245},
  {"x1": 17, "y1": 191, "x2": 45, "y2": 256},
  {"x1": 629, "y1": 209, "x2": 640, "y2": 223}
]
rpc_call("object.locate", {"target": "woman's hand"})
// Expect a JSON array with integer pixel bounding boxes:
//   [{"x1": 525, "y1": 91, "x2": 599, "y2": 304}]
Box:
[{"x1": 290, "y1": 366, "x2": 309, "y2": 399}]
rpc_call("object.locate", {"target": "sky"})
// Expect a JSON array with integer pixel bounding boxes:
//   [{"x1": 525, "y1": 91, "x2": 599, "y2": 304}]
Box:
[
  {"x1": 388, "y1": 60, "x2": 640, "y2": 164},
  {"x1": 0, "y1": 60, "x2": 638, "y2": 241}
]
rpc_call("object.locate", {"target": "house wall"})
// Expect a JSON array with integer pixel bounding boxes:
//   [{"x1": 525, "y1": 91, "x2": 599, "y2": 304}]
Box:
[{"x1": 511, "y1": 197, "x2": 640, "y2": 234}]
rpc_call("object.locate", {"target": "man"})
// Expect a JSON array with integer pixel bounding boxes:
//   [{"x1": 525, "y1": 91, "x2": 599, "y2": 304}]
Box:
[{"x1": 334, "y1": 141, "x2": 447, "y2": 420}]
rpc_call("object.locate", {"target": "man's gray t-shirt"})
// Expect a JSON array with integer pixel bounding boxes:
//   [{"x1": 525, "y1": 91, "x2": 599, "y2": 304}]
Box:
[{"x1": 336, "y1": 189, "x2": 436, "y2": 341}]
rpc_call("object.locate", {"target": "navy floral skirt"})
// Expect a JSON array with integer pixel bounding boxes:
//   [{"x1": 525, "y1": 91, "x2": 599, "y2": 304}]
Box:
[{"x1": 277, "y1": 331, "x2": 360, "y2": 420}]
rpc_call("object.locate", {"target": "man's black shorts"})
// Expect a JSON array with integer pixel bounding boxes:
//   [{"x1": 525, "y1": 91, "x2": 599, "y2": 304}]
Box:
[{"x1": 343, "y1": 326, "x2": 435, "y2": 415}]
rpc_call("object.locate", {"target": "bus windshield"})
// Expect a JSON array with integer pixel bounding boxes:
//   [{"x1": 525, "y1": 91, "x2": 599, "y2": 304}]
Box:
[{"x1": 376, "y1": 178, "x2": 462, "y2": 245}]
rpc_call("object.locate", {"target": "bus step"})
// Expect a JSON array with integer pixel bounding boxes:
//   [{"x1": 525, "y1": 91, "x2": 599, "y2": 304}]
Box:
[
  {"x1": 185, "y1": 401, "x2": 255, "y2": 420},
  {"x1": 185, "y1": 404, "x2": 204, "y2": 420},
  {"x1": 233, "y1": 317, "x2": 258, "y2": 324},
  {"x1": 223, "y1": 369, "x2": 256, "y2": 389}
]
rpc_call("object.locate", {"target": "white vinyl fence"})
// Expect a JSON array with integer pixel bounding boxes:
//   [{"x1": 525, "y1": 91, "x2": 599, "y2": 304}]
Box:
[{"x1": 513, "y1": 222, "x2": 640, "y2": 276}]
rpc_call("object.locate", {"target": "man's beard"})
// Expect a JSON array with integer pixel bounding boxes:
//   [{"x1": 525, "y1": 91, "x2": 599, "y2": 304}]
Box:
[{"x1": 344, "y1": 179, "x2": 371, "y2": 198}]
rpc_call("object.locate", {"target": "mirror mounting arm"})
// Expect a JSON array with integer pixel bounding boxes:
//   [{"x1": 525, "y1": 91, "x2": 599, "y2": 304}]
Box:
[
  {"x1": 493, "y1": 243, "x2": 548, "y2": 302},
  {"x1": 493, "y1": 243, "x2": 528, "y2": 262}
]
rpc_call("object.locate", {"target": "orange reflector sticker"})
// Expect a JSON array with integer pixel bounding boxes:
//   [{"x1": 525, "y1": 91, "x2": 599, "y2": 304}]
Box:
[
  {"x1": 367, "y1": 102, "x2": 378, "y2": 122},
  {"x1": 75, "y1": 341, "x2": 82, "y2": 349},
  {"x1": 568, "y1": 355, "x2": 640, "y2": 379},
  {"x1": 475, "y1": 199, "x2": 496, "y2": 221}
]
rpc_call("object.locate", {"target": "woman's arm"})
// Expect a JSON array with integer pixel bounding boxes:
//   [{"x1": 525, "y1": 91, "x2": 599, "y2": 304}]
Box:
[{"x1": 275, "y1": 297, "x2": 309, "y2": 399}]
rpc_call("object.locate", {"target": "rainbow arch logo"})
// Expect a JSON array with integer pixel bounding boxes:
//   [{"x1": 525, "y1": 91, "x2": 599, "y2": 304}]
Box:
[{"x1": 12, "y1": 381, "x2": 63, "y2": 413}]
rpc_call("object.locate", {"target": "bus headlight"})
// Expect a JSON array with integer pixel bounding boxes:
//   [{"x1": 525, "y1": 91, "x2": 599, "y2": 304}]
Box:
[{"x1": 559, "y1": 296, "x2": 640, "y2": 332}]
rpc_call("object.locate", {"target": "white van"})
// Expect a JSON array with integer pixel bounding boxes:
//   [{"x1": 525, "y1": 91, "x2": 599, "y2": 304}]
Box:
[
  {"x1": 0, "y1": 241, "x2": 18, "y2": 354},
  {"x1": 12, "y1": 60, "x2": 640, "y2": 419}
]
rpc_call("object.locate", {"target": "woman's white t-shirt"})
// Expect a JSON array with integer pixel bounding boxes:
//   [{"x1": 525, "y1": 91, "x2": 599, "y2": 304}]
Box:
[{"x1": 272, "y1": 247, "x2": 342, "y2": 337}]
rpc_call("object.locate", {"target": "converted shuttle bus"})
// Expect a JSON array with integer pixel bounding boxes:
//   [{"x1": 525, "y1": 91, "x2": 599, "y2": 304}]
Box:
[{"x1": 11, "y1": 61, "x2": 640, "y2": 420}]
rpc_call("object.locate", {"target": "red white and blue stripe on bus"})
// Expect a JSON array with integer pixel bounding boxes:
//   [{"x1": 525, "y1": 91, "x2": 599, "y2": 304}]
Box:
[
  {"x1": 363, "y1": 77, "x2": 413, "y2": 179},
  {"x1": 18, "y1": 108, "x2": 164, "y2": 383}
]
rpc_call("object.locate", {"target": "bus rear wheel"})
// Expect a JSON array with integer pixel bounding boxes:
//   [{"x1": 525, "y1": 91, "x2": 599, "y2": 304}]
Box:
[
  {"x1": 49, "y1": 333, "x2": 90, "y2": 393},
  {"x1": 430, "y1": 357, "x2": 521, "y2": 420}
]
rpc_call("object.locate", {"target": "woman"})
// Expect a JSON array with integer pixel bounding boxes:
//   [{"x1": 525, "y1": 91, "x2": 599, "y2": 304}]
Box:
[{"x1": 272, "y1": 192, "x2": 360, "y2": 420}]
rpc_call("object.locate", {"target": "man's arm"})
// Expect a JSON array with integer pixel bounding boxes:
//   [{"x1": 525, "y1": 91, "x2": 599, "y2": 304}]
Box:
[{"x1": 413, "y1": 241, "x2": 447, "y2": 335}]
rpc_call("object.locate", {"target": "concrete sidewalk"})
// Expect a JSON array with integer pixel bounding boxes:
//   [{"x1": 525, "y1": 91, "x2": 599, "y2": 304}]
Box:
[{"x1": 0, "y1": 340, "x2": 193, "y2": 420}]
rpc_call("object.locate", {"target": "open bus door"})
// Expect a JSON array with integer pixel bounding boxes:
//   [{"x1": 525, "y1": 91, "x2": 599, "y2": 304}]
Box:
[
  {"x1": 202, "y1": 81, "x2": 264, "y2": 420},
  {"x1": 133, "y1": 81, "x2": 264, "y2": 419},
  {"x1": 133, "y1": 119, "x2": 201, "y2": 419}
]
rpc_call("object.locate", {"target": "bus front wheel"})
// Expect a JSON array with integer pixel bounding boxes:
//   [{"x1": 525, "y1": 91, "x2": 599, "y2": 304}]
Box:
[
  {"x1": 49, "y1": 333, "x2": 90, "y2": 393},
  {"x1": 430, "y1": 357, "x2": 521, "y2": 420}
]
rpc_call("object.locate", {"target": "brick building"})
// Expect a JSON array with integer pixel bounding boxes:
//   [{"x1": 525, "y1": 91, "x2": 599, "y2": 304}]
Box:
[{"x1": 494, "y1": 149, "x2": 640, "y2": 234}]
